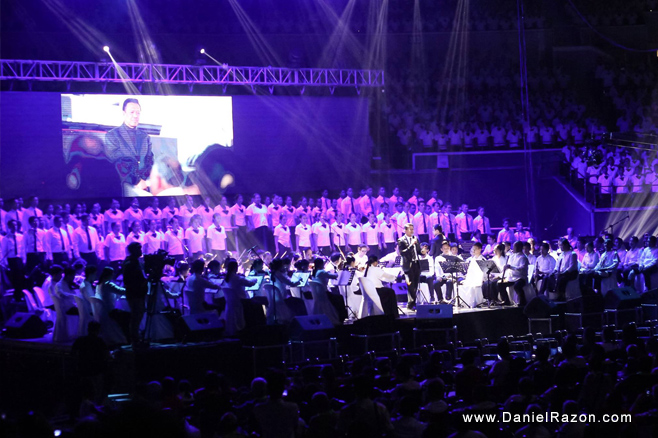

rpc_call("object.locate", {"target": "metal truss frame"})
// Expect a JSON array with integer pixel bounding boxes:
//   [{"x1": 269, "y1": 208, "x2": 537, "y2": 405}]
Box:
[{"x1": 0, "y1": 59, "x2": 385, "y2": 90}]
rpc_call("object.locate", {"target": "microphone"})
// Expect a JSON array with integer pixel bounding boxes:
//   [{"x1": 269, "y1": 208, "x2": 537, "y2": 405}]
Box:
[{"x1": 247, "y1": 245, "x2": 258, "y2": 252}]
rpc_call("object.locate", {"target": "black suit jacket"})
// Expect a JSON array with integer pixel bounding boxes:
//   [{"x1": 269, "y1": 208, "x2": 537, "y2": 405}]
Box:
[
  {"x1": 104, "y1": 124, "x2": 154, "y2": 185},
  {"x1": 429, "y1": 236, "x2": 444, "y2": 258},
  {"x1": 122, "y1": 256, "x2": 148, "y2": 299},
  {"x1": 397, "y1": 235, "x2": 422, "y2": 272}
]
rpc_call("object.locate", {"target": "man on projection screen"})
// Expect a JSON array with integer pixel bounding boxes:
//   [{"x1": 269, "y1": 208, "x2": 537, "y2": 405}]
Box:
[{"x1": 104, "y1": 98, "x2": 154, "y2": 196}]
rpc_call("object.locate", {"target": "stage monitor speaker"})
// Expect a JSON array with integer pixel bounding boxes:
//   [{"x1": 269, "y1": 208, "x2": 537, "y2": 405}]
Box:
[
  {"x1": 3, "y1": 312, "x2": 47, "y2": 339},
  {"x1": 352, "y1": 314, "x2": 397, "y2": 335},
  {"x1": 176, "y1": 313, "x2": 224, "y2": 342},
  {"x1": 289, "y1": 315, "x2": 335, "y2": 341},
  {"x1": 565, "y1": 295, "x2": 605, "y2": 314},
  {"x1": 524, "y1": 295, "x2": 556, "y2": 319},
  {"x1": 285, "y1": 297, "x2": 308, "y2": 317},
  {"x1": 327, "y1": 291, "x2": 347, "y2": 324},
  {"x1": 641, "y1": 288, "x2": 658, "y2": 304},
  {"x1": 416, "y1": 304, "x2": 453, "y2": 320},
  {"x1": 604, "y1": 287, "x2": 641, "y2": 310},
  {"x1": 392, "y1": 283, "x2": 409, "y2": 303}
]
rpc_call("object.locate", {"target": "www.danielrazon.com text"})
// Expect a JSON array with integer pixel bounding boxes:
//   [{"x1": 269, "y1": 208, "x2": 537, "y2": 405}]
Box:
[{"x1": 463, "y1": 412, "x2": 632, "y2": 424}]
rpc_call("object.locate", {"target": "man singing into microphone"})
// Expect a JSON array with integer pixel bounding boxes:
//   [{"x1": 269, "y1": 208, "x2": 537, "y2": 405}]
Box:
[{"x1": 398, "y1": 223, "x2": 422, "y2": 311}]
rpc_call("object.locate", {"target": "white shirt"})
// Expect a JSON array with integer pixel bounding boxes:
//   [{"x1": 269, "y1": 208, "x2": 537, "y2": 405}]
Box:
[
  {"x1": 165, "y1": 228, "x2": 185, "y2": 255},
  {"x1": 104, "y1": 233, "x2": 126, "y2": 261},
  {"x1": 413, "y1": 212, "x2": 431, "y2": 235},
  {"x1": 73, "y1": 226, "x2": 99, "y2": 253},
  {"x1": 21, "y1": 207, "x2": 43, "y2": 233},
  {"x1": 473, "y1": 215, "x2": 491, "y2": 234},
  {"x1": 454, "y1": 212, "x2": 474, "y2": 233},
  {"x1": 162, "y1": 206, "x2": 179, "y2": 223},
  {"x1": 144, "y1": 206, "x2": 163, "y2": 223},
  {"x1": 364, "y1": 265, "x2": 396, "y2": 288},
  {"x1": 345, "y1": 223, "x2": 363, "y2": 246},
  {"x1": 230, "y1": 204, "x2": 247, "y2": 227},
  {"x1": 104, "y1": 209, "x2": 124, "y2": 228},
  {"x1": 492, "y1": 127, "x2": 506, "y2": 145},
  {"x1": 312, "y1": 222, "x2": 331, "y2": 247},
  {"x1": 555, "y1": 250, "x2": 577, "y2": 274},
  {"x1": 179, "y1": 206, "x2": 196, "y2": 229},
  {"x1": 504, "y1": 252, "x2": 528, "y2": 282},
  {"x1": 580, "y1": 251, "x2": 600, "y2": 272},
  {"x1": 596, "y1": 251, "x2": 620, "y2": 272},
  {"x1": 1, "y1": 233, "x2": 24, "y2": 260},
  {"x1": 295, "y1": 223, "x2": 312, "y2": 247},
  {"x1": 639, "y1": 247, "x2": 658, "y2": 269},
  {"x1": 126, "y1": 231, "x2": 146, "y2": 247},
  {"x1": 535, "y1": 254, "x2": 556, "y2": 274},
  {"x1": 273, "y1": 224, "x2": 292, "y2": 248},
  {"x1": 24, "y1": 228, "x2": 46, "y2": 253},
  {"x1": 196, "y1": 206, "x2": 215, "y2": 228},
  {"x1": 360, "y1": 196, "x2": 376, "y2": 216},
  {"x1": 46, "y1": 227, "x2": 71, "y2": 257},
  {"x1": 246, "y1": 203, "x2": 269, "y2": 228},
  {"x1": 124, "y1": 208, "x2": 144, "y2": 227},
  {"x1": 207, "y1": 224, "x2": 227, "y2": 251},
  {"x1": 362, "y1": 222, "x2": 380, "y2": 245},
  {"x1": 143, "y1": 231, "x2": 164, "y2": 254},
  {"x1": 213, "y1": 206, "x2": 233, "y2": 230},
  {"x1": 341, "y1": 196, "x2": 359, "y2": 217},
  {"x1": 397, "y1": 211, "x2": 414, "y2": 231},
  {"x1": 268, "y1": 205, "x2": 283, "y2": 227},
  {"x1": 624, "y1": 247, "x2": 642, "y2": 268},
  {"x1": 331, "y1": 222, "x2": 346, "y2": 247},
  {"x1": 185, "y1": 226, "x2": 205, "y2": 253},
  {"x1": 379, "y1": 222, "x2": 397, "y2": 243}
]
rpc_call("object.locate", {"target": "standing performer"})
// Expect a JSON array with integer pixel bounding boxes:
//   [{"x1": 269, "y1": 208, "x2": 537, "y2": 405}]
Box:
[{"x1": 398, "y1": 223, "x2": 421, "y2": 311}]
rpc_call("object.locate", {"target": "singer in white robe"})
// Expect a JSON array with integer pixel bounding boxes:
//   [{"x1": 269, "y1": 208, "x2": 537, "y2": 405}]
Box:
[{"x1": 460, "y1": 244, "x2": 486, "y2": 307}]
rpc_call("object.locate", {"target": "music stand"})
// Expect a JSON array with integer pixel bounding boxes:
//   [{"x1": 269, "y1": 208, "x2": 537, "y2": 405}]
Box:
[
  {"x1": 337, "y1": 270, "x2": 358, "y2": 319},
  {"x1": 291, "y1": 272, "x2": 311, "y2": 287},
  {"x1": 439, "y1": 256, "x2": 470, "y2": 308},
  {"x1": 476, "y1": 260, "x2": 499, "y2": 307}
]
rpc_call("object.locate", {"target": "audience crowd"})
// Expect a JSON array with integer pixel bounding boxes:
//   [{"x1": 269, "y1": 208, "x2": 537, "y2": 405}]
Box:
[
  {"x1": 3, "y1": 326, "x2": 658, "y2": 438},
  {"x1": 562, "y1": 143, "x2": 658, "y2": 195}
]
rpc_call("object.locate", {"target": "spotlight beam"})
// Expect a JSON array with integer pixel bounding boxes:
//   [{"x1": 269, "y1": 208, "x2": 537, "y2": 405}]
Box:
[{"x1": 201, "y1": 50, "x2": 227, "y2": 69}]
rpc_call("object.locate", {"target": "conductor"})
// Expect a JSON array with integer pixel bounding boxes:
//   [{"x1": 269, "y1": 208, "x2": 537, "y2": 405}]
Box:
[{"x1": 398, "y1": 223, "x2": 421, "y2": 311}]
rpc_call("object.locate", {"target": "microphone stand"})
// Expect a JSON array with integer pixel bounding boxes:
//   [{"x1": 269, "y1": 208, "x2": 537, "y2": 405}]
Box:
[{"x1": 602, "y1": 214, "x2": 630, "y2": 237}]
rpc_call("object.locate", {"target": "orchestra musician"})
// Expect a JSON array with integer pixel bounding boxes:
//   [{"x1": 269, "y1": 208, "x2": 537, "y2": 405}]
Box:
[
  {"x1": 223, "y1": 259, "x2": 256, "y2": 336},
  {"x1": 364, "y1": 255, "x2": 398, "y2": 316},
  {"x1": 497, "y1": 241, "x2": 530, "y2": 306},
  {"x1": 433, "y1": 240, "x2": 454, "y2": 304},
  {"x1": 484, "y1": 244, "x2": 510, "y2": 306},
  {"x1": 533, "y1": 242, "x2": 556, "y2": 296},
  {"x1": 398, "y1": 223, "x2": 422, "y2": 311}
]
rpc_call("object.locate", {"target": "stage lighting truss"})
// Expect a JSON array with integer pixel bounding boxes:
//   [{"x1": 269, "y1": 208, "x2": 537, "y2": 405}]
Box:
[{"x1": 0, "y1": 59, "x2": 385, "y2": 89}]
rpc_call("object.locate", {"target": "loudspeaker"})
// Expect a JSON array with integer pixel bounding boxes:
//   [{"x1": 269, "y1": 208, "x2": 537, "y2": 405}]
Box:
[
  {"x1": 352, "y1": 314, "x2": 396, "y2": 335},
  {"x1": 524, "y1": 296, "x2": 556, "y2": 318},
  {"x1": 3, "y1": 312, "x2": 47, "y2": 339},
  {"x1": 289, "y1": 315, "x2": 335, "y2": 341},
  {"x1": 392, "y1": 283, "x2": 408, "y2": 302},
  {"x1": 604, "y1": 287, "x2": 641, "y2": 310},
  {"x1": 641, "y1": 288, "x2": 658, "y2": 304},
  {"x1": 566, "y1": 295, "x2": 605, "y2": 313},
  {"x1": 285, "y1": 297, "x2": 308, "y2": 317},
  {"x1": 176, "y1": 313, "x2": 224, "y2": 342},
  {"x1": 416, "y1": 304, "x2": 453, "y2": 320},
  {"x1": 327, "y1": 291, "x2": 347, "y2": 324}
]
